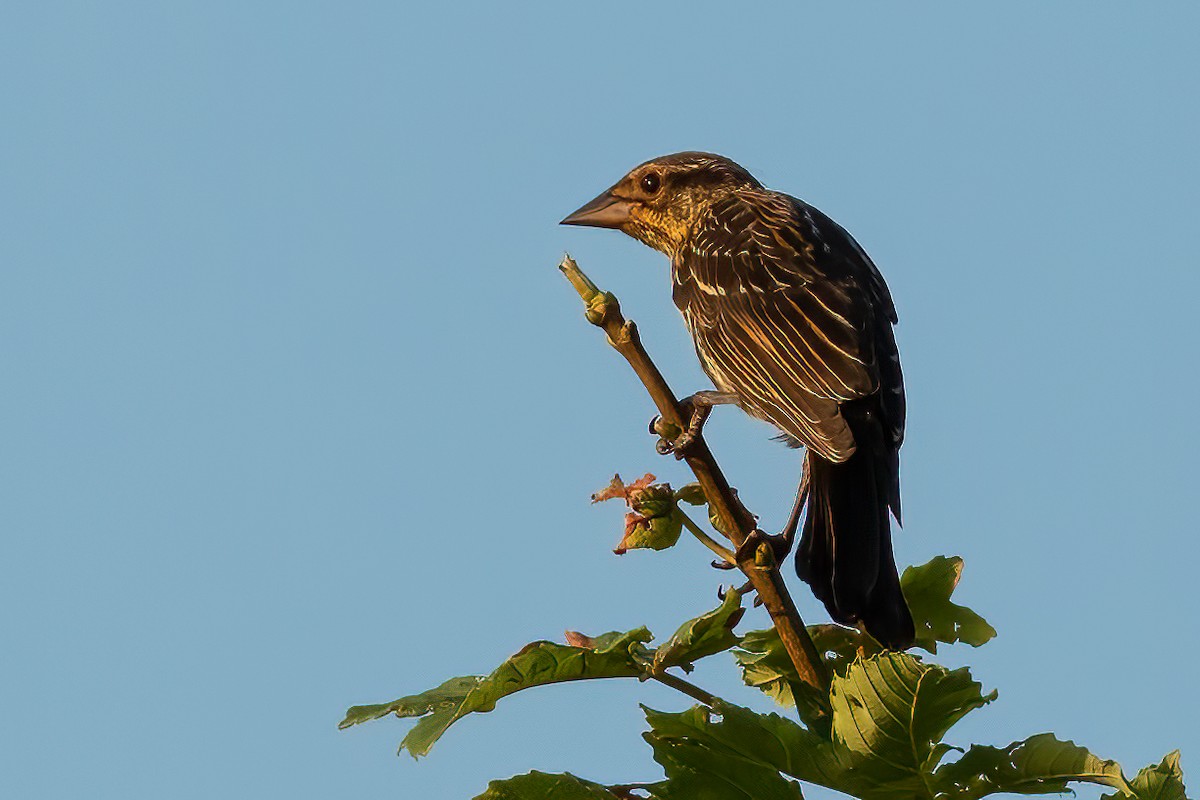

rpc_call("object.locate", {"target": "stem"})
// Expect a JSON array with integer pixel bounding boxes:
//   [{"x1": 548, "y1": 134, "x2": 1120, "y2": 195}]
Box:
[
  {"x1": 560, "y1": 254, "x2": 830, "y2": 697},
  {"x1": 651, "y1": 671, "x2": 718, "y2": 707},
  {"x1": 678, "y1": 509, "x2": 737, "y2": 565}
]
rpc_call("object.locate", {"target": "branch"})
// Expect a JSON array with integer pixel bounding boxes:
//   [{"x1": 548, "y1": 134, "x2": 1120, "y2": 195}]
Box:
[
  {"x1": 650, "y1": 671, "x2": 718, "y2": 707},
  {"x1": 677, "y1": 508, "x2": 737, "y2": 566},
  {"x1": 559, "y1": 254, "x2": 830, "y2": 696}
]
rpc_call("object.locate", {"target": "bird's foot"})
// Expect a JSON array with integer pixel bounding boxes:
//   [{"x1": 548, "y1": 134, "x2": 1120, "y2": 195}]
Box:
[
  {"x1": 734, "y1": 528, "x2": 795, "y2": 567},
  {"x1": 649, "y1": 391, "x2": 738, "y2": 460},
  {"x1": 655, "y1": 427, "x2": 700, "y2": 459}
]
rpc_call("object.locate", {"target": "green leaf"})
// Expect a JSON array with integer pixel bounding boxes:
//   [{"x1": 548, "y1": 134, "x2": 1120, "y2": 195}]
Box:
[
  {"x1": 1102, "y1": 751, "x2": 1189, "y2": 800},
  {"x1": 674, "y1": 482, "x2": 708, "y2": 505},
  {"x1": 736, "y1": 555, "x2": 994, "y2": 714},
  {"x1": 473, "y1": 771, "x2": 617, "y2": 799},
  {"x1": 647, "y1": 661, "x2": 1165, "y2": 800},
  {"x1": 647, "y1": 738, "x2": 805, "y2": 800},
  {"x1": 341, "y1": 593, "x2": 747, "y2": 759},
  {"x1": 653, "y1": 588, "x2": 744, "y2": 673},
  {"x1": 645, "y1": 702, "x2": 859, "y2": 796},
  {"x1": 338, "y1": 675, "x2": 487, "y2": 757},
  {"x1": 340, "y1": 628, "x2": 653, "y2": 758},
  {"x1": 828, "y1": 653, "x2": 997, "y2": 796},
  {"x1": 935, "y1": 733, "x2": 1128, "y2": 799},
  {"x1": 338, "y1": 675, "x2": 485, "y2": 729},
  {"x1": 593, "y1": 475, "x2": 686, "y2": 553},
  {"x1": 809, "y1": 623, "x2": 883, "y2": 674},
  {"x1": 733, "y1": 623, "x2": 876, "y2": 722},
  {"x1": 674, "y1": 478, "x2": 738, "y2": 536},
  {"x1": 901, "y1": 556, "x2": 997, "y2": 654},
  {"x1": 645, "y1": 705, "x2": 806, "y2": 800},
  {"x1": 732, "y1": 628, "x2": 802, "y2": 708},
  {"x1": 648, "y1": 655, "x2": 996, "y2": 800},
  {"x1": 616, "y1": 510, "x2": 683, "y2": 553}
]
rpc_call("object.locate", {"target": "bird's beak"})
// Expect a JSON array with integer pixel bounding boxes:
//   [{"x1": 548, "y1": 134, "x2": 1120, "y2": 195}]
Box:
[{"x1": 560, "y1": 189, "x2": 632, "y2": 229}]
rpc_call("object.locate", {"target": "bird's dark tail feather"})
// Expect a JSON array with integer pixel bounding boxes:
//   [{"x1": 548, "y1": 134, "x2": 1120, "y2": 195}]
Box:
[{"x1": 794, "y1": 401, "x2": 915, "y2": 650}]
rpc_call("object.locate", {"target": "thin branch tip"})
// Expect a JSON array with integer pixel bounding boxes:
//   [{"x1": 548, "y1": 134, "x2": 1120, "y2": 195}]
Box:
[{"x1": 559, "y1": 254, "x2": 601, "y2": 303}]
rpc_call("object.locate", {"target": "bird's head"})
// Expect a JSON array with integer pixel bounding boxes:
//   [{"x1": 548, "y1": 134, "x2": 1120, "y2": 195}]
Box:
[{"x1": 561, "y1": 152, "x2": 761, "y2": 257}]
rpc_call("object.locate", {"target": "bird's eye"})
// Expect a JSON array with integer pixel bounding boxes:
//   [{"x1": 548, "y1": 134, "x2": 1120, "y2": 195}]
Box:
[{"x1": 640, "y1": 172, "x2": 661, "y2": 194}]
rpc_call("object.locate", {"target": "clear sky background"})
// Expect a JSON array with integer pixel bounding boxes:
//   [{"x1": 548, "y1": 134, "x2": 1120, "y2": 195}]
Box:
[{"x1": 2, "y1": 3, "x2": 1197, "y2": 798}]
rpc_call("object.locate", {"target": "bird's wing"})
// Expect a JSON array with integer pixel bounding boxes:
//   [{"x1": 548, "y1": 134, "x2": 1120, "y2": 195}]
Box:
[{"x1": 673, "y1": 191, "x2": 903, "y2": 461}]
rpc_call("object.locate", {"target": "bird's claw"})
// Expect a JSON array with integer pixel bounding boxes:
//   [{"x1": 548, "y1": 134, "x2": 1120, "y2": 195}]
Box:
[
  {"x1": 649, "y1": 414, "x2": 697, "y2": 459},
  {"x1": 649, "y1": 393, "x2": 710, "y2": 459},
  {"x1": 665, "y1": 431, "x2": 698, "y2": 459},
  {"x1": 734, "y1": 529, "x2": 794, "y2": 566}
]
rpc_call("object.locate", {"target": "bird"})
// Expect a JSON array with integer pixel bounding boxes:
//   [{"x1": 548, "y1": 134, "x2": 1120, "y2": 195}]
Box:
[{"x1": 561, "y1": 152, "x2": 915, "y2": 650}]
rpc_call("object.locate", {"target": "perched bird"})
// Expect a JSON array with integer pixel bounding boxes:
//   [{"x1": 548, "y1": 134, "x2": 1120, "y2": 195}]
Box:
[{"x1": 562, "y1": 152, "x2": 914, "y2": 649}]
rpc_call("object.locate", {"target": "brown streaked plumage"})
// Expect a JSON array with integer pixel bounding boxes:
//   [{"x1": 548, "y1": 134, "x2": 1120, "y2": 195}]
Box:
[{"x1": 563, "y1": 152, "x2": 914, "y2": 649}]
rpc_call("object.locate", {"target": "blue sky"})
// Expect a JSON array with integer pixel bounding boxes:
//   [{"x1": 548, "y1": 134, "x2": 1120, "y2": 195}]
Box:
[{"x1": 2, "y1": 3, "x2": 1197, "y2": 798}]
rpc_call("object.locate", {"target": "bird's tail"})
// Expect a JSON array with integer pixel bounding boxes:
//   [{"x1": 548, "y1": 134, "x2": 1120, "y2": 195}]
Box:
[{"x1": 794, "y1": 401, "x2": 915, "y2": 650}]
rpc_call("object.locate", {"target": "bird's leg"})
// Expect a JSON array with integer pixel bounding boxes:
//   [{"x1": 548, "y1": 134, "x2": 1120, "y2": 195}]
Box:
[
  {"x1": 733, "y1": 478, "x2": 805, "y2": 565},
  {"x1": 650, "y1": 391, "x2": 739, "y2": 460}
]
